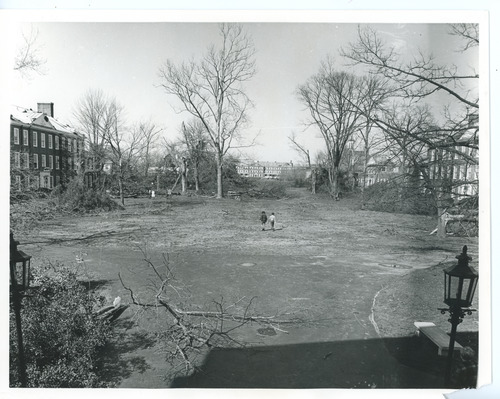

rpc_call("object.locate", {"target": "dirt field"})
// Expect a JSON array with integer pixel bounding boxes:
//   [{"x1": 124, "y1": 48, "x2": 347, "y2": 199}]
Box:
[{"x1": 20, "y1": 188, "x2": 480, "y2": 388}]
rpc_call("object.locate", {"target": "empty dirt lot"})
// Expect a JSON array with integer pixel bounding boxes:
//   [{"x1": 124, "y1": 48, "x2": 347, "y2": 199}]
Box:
[{"x1": 20, "y1": 188, "x2": 480, "y2": 388}]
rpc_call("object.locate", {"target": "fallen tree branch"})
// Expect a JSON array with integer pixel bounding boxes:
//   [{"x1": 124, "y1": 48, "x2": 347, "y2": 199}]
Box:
[{"x1": 172, "y1": 309, "x2": 301, "y2": 324}]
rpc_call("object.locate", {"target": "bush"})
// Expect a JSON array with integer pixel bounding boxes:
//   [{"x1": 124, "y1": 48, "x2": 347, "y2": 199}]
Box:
[
  {"x1": 246, "y1": 178, "x2": 288, "y2": 198},
  {"x1": 10, "y1": 262, "x2": 113, "y2": 387},
  {"x1": 10, "y1": 199, "x2": 57, "y2": 235},
  {"x1": 280, "y1": 168, "x2": 309, "y2": 188},
  {"x1": 53, "y1": 179, "x2": 122, "y2": 213},
  {"x1": 363, "y1": 178, "x2": 436, "y2": 216}
]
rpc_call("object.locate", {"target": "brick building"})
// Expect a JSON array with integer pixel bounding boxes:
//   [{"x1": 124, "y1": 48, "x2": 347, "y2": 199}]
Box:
[
  {"x1": 10, "y1": 103, "x2": 85, "y2": 191},
  {"x1": 427, "y1": 117, "x2": 479, "y2": 199},
  {"x1": 236, "y1": 160, "x2": 294, "y2": 179}
]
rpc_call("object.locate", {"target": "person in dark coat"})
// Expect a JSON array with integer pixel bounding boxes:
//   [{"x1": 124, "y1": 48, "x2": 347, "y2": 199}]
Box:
[{"x1": 260, "y1": 211, "x2": 268, "y2": 231}]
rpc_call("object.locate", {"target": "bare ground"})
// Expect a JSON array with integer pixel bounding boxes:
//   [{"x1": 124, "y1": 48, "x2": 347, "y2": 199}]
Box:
[{"x1": 20, "y1": 188, "x2": 480, "y2": 388}]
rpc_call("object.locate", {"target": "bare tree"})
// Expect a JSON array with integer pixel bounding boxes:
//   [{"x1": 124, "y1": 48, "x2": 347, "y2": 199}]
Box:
[
  {"x1": 297, "y1": 58, "x2": 365, "y2": 198},
  {"x1": 134, "y1": 119, "x2": 162, "y2": 178},
  {"x1": 14, "y1": 27, "x2": 46, "y2": 77},
  {"x1": 180, "y1": 120, "x2": 209, "y2": 193},
  {"x1": 74, "y1": 89, "x2": 146, "y2": 205},
  {"x1": 158, "y1": 23, "x2": 256, "y2": 198},
  {"x1": 163, "y1": 137, "x2": 189, "y2": 194},
  {"x1": 73, "y1": 89, "x2": 111, "y2": 189},
  {"x1": 355, "y1": 75, "x2": 390, "y2": 208},
  {"x1": 103, "y1": 99, "x2": 145, "y2": 205},
  {"x1": 288, "y1": 131, "x2": 316, "y2": 194}
]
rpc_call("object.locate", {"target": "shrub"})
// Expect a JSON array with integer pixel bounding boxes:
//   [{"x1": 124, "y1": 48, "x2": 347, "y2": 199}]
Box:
[
  {"x1": 10, "y1": 262, "x2": 113, "y2": 387},
  {"x1": 247, "y1": 178, "x2": 288, "y2": 198},
  {"x1": 363, "y1": 178, "x2": 436, "y2": 216},
  {"x1": 280, "y1": 168, "x2": 309, "y2": 188},
  {"x1": 53, "y1": 179, "x2": 122, "y2": 213},
  {"x1": 10, "y1": 199, "x2": 57, "y2": 235}
]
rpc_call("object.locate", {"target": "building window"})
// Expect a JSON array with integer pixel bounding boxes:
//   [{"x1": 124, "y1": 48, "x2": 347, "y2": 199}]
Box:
[
  {"x1": 22, "y1": 153, "x2": 29, "y2": 169},
  {"x1": 14, "y1": 152, "x2": 20, "y2": 168},
  {"x1": 13, "y1": 128, "x2": 20, "y2": 144},
  {"x1": 56, "y1": 156, "x2": 60, "y2": 170},
  {"x1": 33, "y1": 154, "x2": 39, "y2": 169},
  {"x1": 55, "y1": 135, "x2": 59, "y2": 150},
  {"x1": 49, "y1": 155, "x2": 53, "y2": 169},
  {"x1": 23, "y1": 129, "x2": 29, "y2": 146},
  {"x1": 48, "y1": 134, "x2": 53, "y2": 149},
  {"x1": 41, "y1": 133, "x2": 46, "y2": 148},
  {"x1": 33, "y1": 131, "x2": 38, "y2": 147},
  {"x1": 68, "y1": 138, "x2": 72, "y2": 152},
  {"x1": 73, "y1": 139, "x2": 77, "y2": 152},
  {"x1": 15, "y1": 175, "x2": 22, "y2": 191},
  {"x1": 41, "y1": 154, "x2": 46, "y2": 168}
]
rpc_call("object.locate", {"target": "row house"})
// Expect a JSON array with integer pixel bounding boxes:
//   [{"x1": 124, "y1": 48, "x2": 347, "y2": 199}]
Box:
[{"x1": 10, "y1": 103, "x2": 85, "y2": 191}]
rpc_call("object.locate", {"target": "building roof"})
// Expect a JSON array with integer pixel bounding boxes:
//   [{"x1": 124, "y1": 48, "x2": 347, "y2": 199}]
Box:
[{"x1": 10, "y1": 105, "x2": 81, "y2": 138}]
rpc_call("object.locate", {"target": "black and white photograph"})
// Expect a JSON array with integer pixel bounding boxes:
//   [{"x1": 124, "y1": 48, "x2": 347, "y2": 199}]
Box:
[{"x1": 2, "y1": 4, "x2": 495, "y2": 398}]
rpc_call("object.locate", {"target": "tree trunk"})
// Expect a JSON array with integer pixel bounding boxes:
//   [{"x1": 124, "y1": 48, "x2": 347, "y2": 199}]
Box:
[
  {"x1": 194, "y1": 164, "x2": 200, "y2": 193},
  {"x1": 118, "y1": 176, "x2": 124, "y2": 206},
  {"x1": 361, "y1": 146, "x2": 369, "y2": 210},
  {"x1": 328, "y1": 165, "x2": 335, "y2": 196},
  {"x1": 216, "y1": 155, "x2": 223, "y2": 198},
  {"x1": 178, "y1": 157, "x2": 188, "y2": 195},
  {"x1": 181, "y1": 174, "x2": 187, "y2": 194},
  {"x1": 331, "y1": 164, "x2": 340, "y2": 199},
  {"x1": 311, "y1": 168, "x2": 316, "y2": 194},
  {"x1": 437, "y1": 207, "x2": 447, "y2": 238}
]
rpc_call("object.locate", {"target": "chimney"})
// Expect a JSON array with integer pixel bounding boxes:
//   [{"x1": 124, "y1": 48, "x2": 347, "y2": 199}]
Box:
[{"x1": 37, "y1": 102, "x2": 54, "y2": 117}]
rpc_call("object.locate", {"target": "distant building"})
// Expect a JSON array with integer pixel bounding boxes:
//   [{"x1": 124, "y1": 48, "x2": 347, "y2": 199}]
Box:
[
  {"x1": 427, "y1": 114, "x2": 479, "y2": 199},
  {"x1": 10, "y1": 103, "x2": 85, "y2": 190},
  {"x1": 237, "y1": 160, "x2": 294, "y2": 179},
  {"x1": 364, "y1": 156, "x2": 400, "y2": 187},
  {"x1": 361, "y1": 113, "x2": 478, "y2": 200}
]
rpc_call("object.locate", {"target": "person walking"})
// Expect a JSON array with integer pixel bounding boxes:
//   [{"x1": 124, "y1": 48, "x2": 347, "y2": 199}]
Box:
[
  {"x1": 260, "y1": 211, "x2": 268, "y2": 231},
  {"x1": 269, "y1": 212, "x2": 276, "y2": 231}
]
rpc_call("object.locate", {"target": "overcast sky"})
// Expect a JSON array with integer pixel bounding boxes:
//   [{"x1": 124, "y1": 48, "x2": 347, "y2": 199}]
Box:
[{"x1": 7, "y1": 21, "x2": 478, "y2": 163}]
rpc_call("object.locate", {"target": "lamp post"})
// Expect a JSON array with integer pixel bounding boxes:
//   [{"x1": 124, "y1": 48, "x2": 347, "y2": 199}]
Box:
[
  {"x1": 10, "y1": 231, "x2": 31, "y2": 387},
  {"x1": 439, "y1": 245, "x2": 478, "y2": 387}
]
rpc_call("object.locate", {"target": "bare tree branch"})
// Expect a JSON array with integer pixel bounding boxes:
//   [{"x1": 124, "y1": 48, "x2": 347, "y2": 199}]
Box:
[{"x1": 14, "y1": 27, "x2": 47, "y2": 77}]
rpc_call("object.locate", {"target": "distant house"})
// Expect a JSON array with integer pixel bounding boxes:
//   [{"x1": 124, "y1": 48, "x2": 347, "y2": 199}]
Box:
[
  {"x1": 10, "y1": 103, "x2": 85, "y2": 190},
  {"x1": 364, "y1": 156, "x2": 400, "y2": 187}
]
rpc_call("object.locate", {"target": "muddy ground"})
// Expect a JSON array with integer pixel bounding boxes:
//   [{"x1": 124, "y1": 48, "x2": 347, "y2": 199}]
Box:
[{"x1": 20, "y1": 188, "x2": 480, "y2": 388}]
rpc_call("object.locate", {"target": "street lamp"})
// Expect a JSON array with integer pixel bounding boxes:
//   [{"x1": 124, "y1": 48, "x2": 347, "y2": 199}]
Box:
[
  {"x1": 440, "y1": 245, "x2": 478, "y2": 387},
  {"x1": 10, "y1": 232, "x2": 31, "y2": 290},
  {"x1": 10, "y1": 231, "x2": 31, "y2": 387}
]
